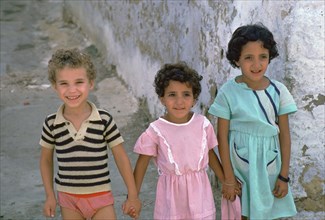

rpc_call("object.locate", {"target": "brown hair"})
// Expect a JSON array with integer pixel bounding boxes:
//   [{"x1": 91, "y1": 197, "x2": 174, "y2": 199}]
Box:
[{"x1": 154, "y1": 62, "x2": 203, "y2": 100}]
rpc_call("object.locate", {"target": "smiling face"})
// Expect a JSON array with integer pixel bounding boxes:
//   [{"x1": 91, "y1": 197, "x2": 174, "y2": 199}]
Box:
[
  {"x1": 53, "y1": 67, "x2": 94, "y2": 111},
  {"x1": 235, "y1": 41, "x2": 270, "y2": 89},
  {"x1": 160, "y1": 80, "x2": 195, "y2": 124}
]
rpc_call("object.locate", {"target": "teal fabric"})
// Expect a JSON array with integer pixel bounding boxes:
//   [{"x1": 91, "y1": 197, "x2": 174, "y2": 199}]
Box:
[{"x1": 209, "y1": 77, "x2": 297, "y2": 219}]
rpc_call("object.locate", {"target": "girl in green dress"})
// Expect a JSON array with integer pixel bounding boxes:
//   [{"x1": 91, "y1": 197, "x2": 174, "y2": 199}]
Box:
[{"x1": 209, "y1": 23, "x2": 297, "y2": 219}]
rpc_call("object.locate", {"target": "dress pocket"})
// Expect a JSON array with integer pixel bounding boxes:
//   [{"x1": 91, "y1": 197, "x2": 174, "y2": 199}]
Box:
[
  {"x1": 266, "y1": 149, "x2": 278, "y2": 175},
  {"x1": 232, "y1": 143, "x2": 249, "y2": 172}
]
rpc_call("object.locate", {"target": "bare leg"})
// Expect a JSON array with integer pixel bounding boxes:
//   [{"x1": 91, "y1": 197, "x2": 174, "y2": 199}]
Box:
[
  {"x1": 93, "y1": 205, "x2": 116, "y2": 220},
  {"x1": 60, "y1": 206, "x2": 85, "y2": 220}
]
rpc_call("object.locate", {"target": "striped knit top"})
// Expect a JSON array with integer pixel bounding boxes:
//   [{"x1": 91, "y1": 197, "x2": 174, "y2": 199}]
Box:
[{"x1": 39, "y1": 102, "x2": 124, "y2": 194}]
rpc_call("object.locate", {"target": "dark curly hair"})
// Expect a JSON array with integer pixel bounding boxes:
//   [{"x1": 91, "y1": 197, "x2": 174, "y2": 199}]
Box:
[
  {"x1": 154, "y1": 62, "x2": 203, "y2": 100},
  {"x1": 48, "y1": 48, "x2": 96, "y2": 84},
  {"x1": 226, "y1": 23, "x2": 279, "y2": 68}
]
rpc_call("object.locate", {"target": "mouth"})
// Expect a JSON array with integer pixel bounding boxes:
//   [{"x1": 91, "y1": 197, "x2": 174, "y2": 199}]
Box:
[
  {"x1": 251, "y1": 70, "x2": 262, "y2": 74},
  {"x1": 66, "y1": 95, "x2": 80, "y2": 100}
]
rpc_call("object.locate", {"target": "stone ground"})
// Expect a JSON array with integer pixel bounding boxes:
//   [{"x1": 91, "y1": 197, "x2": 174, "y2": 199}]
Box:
[{"x1": 0, "y1": 1, "x2": 323, "y2": 220}]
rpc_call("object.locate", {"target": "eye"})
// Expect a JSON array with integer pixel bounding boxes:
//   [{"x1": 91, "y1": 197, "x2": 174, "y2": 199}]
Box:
[
  {"x1": 168, "y1": 93, "x2": 176, "y2": 97},
  {"x1": 184, "y1": 92, "x2": 192, "y2": 97},
  {"x1": 59, "y1": 82, "x2": 67, "y2": 86},
  {"x1": 244, "y1": 56, "x2": 252, "y2": 60},
  {"x1": 261, "y1": 54, "x2": 269, "y2": 59}
]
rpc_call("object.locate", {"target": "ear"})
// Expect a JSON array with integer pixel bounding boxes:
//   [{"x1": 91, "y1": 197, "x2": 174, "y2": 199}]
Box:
[
  {"x1": 159, "y1": 97, "x2": 165, "y2": 106},
  {"x1": 192, "y1": 99, "x2": 197, "y2": 107},
  {"x1": 51, "y1": 83, "x2": 57, "y2": 91},
  {"x1": 89, "y1": 80, "x2": 95, "y2": 90}
]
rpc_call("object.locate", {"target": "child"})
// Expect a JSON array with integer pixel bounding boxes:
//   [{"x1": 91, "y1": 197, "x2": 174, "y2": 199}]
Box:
[
  {"x1": 208, "y1": 23, "x2": 297, "y2": 219},
  {"x1": 39, "y1": 48, "x2": 141, "y2": 219},
  {"x1": 133, "y1": 62, "x2": 225, "y2": 219}
]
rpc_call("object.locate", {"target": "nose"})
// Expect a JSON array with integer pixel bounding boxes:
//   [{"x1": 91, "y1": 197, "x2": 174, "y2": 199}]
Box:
[
  {"x1": 252, "y1": 58, "x2": 262, "y2": 69},
  {"x1": 67, "y1": 84, "x2": 77, "y2": 92},
  {"x1": 175, "y1": 96, "x2": 184, "y2": 105}
]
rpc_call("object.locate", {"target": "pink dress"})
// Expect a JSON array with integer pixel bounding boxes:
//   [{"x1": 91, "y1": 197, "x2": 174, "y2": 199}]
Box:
[{"x1": 134, "y1": 113, "x2": 218, "y2": 219}]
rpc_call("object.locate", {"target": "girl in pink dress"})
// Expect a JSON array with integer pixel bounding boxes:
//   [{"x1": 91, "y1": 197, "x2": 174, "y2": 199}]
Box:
[{"x1": 133, "y1": 62, "x2": 225, "y2": 219}]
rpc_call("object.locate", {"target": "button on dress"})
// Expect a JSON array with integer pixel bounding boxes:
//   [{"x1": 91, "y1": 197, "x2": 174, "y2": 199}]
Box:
[{"x1": 134, "y1": 113, "x2": 218, "y2": 219}]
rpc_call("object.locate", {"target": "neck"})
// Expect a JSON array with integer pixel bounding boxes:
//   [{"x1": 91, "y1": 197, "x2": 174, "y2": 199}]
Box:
[
  {"x1": 63, "y1": 102, "x2": 91, "y2": 117},
  {"x1": 163, "y1": 112, "x2": 193, "y2": 124}
]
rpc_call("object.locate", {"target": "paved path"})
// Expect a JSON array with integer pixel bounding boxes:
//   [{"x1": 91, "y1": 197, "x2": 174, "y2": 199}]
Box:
[
  {"x1": 0, "y1": 1, "x2": 156, "y2": 219},
  {"x1": 0, "y1": 1, "x2": 231, "y2": 219},
  {"x1": 3, "y1": 1, "x2": 315, "y2": 220}
]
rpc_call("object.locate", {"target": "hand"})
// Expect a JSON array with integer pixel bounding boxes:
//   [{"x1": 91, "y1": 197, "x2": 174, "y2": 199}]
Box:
[
  {"x1": 222, "y1": 183, "x2": 238, "y2": 201},
  {"x1": 43, "y1": 196, "x2": 56, "y2": 218},
  {"x1": 122, "y1": 198, "x2": 142, "y2": 219},
  {"x1": 273, "y1": 178, "x2": 288, "y2": 198},
  {"x1": 235, "y1": 179, "x2": 242, "y2": 196}
]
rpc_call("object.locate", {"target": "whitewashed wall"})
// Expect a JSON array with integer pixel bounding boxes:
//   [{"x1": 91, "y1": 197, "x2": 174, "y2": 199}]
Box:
[{"x1": 64, "y1": 0, "x2": 324, "y2": 213}]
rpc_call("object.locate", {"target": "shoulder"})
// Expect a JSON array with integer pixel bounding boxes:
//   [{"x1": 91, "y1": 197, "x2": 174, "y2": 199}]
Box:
[
  {"x1": 44, "y1": 113, "x2": 57, "y2": 125},
  {"x1": 193, "y1": 113, "x2": 206, "y2": 121},
  {"x1": 219, "y1": 79, "x2": 234, "y2": 89},
  {"x1": 148, "y1": 118, "x2": 163, "y2": 129},
  {"x1": 46, "y1": 112, "x2": 57, "y2": 120},
  {"x1": 192, "y1": 113, "x2": 213, "y2": 127},
  {"x1": 269, "y1": 79, "x2": 292, "y2": 95},
  {"x1": 214, "y1": 79, "x2": 238, "y2": 101},
  {"x1": 269, "y1": 79, "x2": 286, "y2": 88},
  {"x1": 88, "y1": 102, "x2": 113, "y2": 121},
  {"x1": 218, "y1": 79, "x2": 237, "y2": 95},
  {"x1": 97, "y1": 108, "x2": 113, "y2": 120}
]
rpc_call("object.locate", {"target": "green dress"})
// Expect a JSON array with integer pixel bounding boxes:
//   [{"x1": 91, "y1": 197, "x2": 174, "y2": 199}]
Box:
[{"x1": 209, "y1": 78, "x2": 297, "y2": 219}]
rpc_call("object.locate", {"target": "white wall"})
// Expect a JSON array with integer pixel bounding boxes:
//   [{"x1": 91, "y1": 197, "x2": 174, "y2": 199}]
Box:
[{"x1": 64, "y1": 0, "x2": 325, "y2": 213}]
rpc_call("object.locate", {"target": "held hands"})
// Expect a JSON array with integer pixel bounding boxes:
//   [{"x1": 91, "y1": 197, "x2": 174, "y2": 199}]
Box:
[
  {"x1": 122, "y1": 197, "x2": 142, "y2": 219},
  {"x1": 221, "y1": 180, "x2": 242, "y2": 201},
  {"x1": 43, "y1": 196, "x2": 56, "y2": 218}
]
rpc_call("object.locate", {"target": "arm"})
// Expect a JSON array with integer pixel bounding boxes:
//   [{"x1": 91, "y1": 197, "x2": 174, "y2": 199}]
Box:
[
  {"x1": 111, "y1": 144, "x2": 141, "y2": 218},
  {"x1": 39, "y1": 147, "x2": 56, "y2": 218},
  {"x1": 133, "y1": 154, "x2": 152, "y2": 194},
  {"x1": 217, "y1": 118, "x2": 238, "y2": 201},
  {"x1": 208, "y1": 149, "x2": 224, "y2": 183},
  {"x1": 273, "y1": 114, "x2": 291, "y2": 198}
]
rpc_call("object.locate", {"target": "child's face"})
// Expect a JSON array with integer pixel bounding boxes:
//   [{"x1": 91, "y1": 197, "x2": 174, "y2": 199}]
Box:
[
  {"x1": 53, "y1": 67, "x2": 94, "y2": 110},
  {"x1": 235, "y1": 41, "x2": 270, "y2": 87},
  {"x1": 160, "y1": 80, "x2": 195, "y2": 124}
]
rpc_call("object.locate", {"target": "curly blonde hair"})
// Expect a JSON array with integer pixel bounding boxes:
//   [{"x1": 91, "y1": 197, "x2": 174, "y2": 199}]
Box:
[{"x1": 48, "y1": 48, "x2": 96, "y2": 84}]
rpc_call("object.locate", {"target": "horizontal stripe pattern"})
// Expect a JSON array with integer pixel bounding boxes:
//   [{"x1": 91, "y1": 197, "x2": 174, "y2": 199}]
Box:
[{"x1": 40, "y1": 105, "x2": 123, "y2": 194}]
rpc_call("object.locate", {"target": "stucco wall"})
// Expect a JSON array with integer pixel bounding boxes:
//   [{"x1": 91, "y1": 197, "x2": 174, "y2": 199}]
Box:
[{"x1": 64, "y1": 0, "x2": 325, "y2": 213}]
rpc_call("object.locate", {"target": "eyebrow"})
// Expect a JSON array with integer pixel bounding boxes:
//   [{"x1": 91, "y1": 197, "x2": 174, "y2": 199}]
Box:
[
  {"x1": 242, "y1": 53, "x2": 269, "y2": 56},
  {"x1": 57, "y1": 78, "x2": 86, "y2": 82}
]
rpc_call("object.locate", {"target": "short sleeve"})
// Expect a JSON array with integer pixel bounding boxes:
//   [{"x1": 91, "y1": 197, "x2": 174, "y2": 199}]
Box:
[
  {"x1": 39, "y1": 117, "x2": 55, "y2": 149},
  {"x1": 133, "y1": 127, "x2": 158, "y2": 157},
  {"x1": 208, "y1": 90, "x2": 231, "y2": 120},
  {"x1": 104, "y1": 117, "x2": 124, "y2": 148},
  {"x1": 277, "y1": 83, "x2": 297, "y2": 115},
  {"x1": 204, "y1": 118, "x2": 218, "y2": 150}
]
